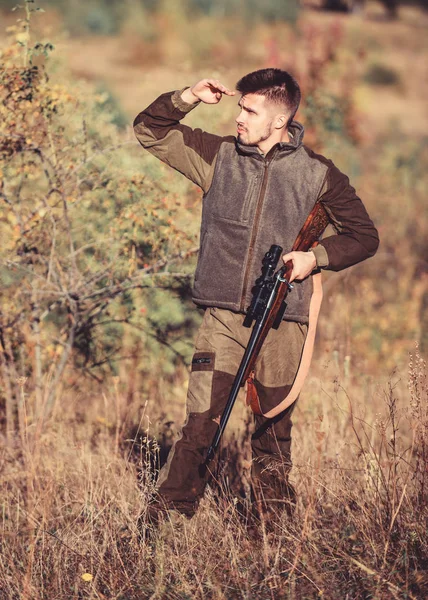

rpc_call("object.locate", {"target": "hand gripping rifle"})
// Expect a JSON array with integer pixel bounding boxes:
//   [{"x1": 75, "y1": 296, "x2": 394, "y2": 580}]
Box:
[{"x1": 204, "y1": 200, "x2": 329, "y2": 466}]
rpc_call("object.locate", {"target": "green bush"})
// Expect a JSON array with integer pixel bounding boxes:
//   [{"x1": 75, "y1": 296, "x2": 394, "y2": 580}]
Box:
[{"x1": 0, "y1": 2, "x2": 199, "y2": 423}]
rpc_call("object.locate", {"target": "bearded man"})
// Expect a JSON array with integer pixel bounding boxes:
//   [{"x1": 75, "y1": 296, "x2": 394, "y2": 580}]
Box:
[{"x1": 133, "y1": 69, "x2": 379, "y2": 522}]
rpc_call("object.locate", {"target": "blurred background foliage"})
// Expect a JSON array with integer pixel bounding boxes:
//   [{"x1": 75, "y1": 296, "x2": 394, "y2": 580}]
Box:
[
  {"x1": 1, "y1": 0, "x2": 427, "y2": 36},
  {"x1": 0, "y1": 0, "x2": 301, "y2": 36}
]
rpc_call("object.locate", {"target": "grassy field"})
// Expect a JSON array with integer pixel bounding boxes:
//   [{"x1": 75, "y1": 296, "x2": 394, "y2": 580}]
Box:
[{"x1": 0, "y1": 1, "x2": 427, "y2": 598}]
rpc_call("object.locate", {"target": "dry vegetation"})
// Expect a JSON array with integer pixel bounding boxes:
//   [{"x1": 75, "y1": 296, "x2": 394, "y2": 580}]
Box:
[{"x1": 1, "y1": 1, "x2": 427, "y2": 598}]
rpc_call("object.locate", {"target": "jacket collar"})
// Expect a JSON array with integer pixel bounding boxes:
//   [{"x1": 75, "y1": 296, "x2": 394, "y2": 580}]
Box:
[{"x1": 235, "y1": 120, "x2": 305, "y2": 158}]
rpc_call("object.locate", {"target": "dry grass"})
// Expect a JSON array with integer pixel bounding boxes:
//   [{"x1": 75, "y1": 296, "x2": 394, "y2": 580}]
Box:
[{"x1": 1, "y1": 347, "x2": 426, "y2": 599}]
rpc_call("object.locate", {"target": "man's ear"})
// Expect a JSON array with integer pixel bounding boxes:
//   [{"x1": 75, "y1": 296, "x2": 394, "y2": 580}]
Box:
[{"x1": 274, "y1": 114, "x2": 288, "y2": 130}]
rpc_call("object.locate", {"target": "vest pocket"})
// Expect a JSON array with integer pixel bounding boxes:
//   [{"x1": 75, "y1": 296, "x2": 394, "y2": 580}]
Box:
[
  {"x1": 211, "y1": 173, "x2": 259, "y2": 223},
  {"x1": 192, "y1": 218, "x2": 248, "y2": 307}
]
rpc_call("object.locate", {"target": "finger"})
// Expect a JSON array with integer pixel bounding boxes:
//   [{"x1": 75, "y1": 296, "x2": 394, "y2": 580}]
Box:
[
  {"x1": 281, "y1": 254, "x2": 295, "y2": 282},
  {"x1": 282, "y1": 268, "x2": 295, "y2": 282},
  {"x1": 216, "y1": 83, "x2": 235, "y2": 96},
  {"x1": 216, "y1": 82, "x2": 235, "y2": 96},
  {"x1": 206, "y1": 79, "x2": 222, "y2": 89},
  {"x1": 207, "y1": 79, "x2": 235, "y2": 96}
]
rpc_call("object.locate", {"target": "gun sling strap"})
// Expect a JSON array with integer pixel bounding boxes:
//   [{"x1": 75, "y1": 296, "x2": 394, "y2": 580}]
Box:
[{"x1": 246, "y1": 271, "x2": 323, "y2": 418}]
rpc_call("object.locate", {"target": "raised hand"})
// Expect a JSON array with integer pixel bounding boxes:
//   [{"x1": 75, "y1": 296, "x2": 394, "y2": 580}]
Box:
[{"x1": 181, "y1": 79, "x2": 235, "y2": 105}]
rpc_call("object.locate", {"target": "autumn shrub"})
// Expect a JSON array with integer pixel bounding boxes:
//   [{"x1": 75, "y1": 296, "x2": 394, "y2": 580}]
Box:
[{"x1": 0, "y1": 1, "x2": 200, "y2": 439}]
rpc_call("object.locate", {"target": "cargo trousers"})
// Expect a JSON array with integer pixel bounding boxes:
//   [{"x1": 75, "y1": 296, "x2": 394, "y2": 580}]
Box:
[{"x1": 155, "y1": 306, "x2": 307, "y2": 517}]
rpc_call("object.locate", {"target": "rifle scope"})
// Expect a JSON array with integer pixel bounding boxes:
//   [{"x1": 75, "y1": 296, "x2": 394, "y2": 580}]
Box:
[{"x1": 243, "y1": 244, "x2": 283, "y2": 327}]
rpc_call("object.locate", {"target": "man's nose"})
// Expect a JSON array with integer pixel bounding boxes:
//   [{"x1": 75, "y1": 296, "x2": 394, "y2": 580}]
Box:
[{"x1": 236, "y1": 110, "x2": 244, "y2": 124}]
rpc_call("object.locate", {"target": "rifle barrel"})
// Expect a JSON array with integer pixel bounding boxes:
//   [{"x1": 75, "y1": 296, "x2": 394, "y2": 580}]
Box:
[
  {"x1": 205, "y1": 275, "x2": 284, "y2": 464},
  {"x1": 205, "y1": 316, "x2": 265, "y2": 463}
]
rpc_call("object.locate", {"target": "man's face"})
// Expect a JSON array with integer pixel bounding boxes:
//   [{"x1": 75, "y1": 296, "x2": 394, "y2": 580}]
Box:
[{"x1": 236, "y1": 93, "x2": 281, "y2": 148}]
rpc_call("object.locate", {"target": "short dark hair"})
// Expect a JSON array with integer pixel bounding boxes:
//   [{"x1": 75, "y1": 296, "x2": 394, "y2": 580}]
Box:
[{"x1": 236, "y1": 68, "x2": 301, "y2": 124}]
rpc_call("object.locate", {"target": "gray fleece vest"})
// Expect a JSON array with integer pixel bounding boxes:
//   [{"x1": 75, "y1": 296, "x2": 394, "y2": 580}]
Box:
[{"x1": 192, "y1": 122, "x2": 328, "y2": 323}]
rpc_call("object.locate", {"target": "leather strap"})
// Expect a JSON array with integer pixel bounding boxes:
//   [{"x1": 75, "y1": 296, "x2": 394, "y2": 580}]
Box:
[{"x1": 245, "y1": 272, "x2": 323, "y2": 418}]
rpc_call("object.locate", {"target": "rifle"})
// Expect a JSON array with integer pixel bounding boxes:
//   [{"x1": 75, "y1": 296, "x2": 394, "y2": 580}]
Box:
[{"x1": 204, "y1": 200, "x2": 329, "y2": 465}]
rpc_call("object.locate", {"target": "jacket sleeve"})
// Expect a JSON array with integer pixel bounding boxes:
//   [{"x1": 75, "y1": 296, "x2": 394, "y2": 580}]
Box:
[
  {"x1": 311, "y1": 163, "x2": 379, "y2": 271},
  {"x1": 133, "y1": 89, "x2": 225, "y2": 193}
]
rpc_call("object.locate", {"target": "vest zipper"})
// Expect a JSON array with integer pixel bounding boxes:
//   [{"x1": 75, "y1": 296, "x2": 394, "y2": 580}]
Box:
[{"x1": 240, "y1": 153, "x2": 275, "y2": 312}]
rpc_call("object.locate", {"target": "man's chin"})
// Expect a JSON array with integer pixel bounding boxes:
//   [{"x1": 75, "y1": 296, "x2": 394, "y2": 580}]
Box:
[{"x1": 237, "y1": 133, "x2": 255, "y2": 146}]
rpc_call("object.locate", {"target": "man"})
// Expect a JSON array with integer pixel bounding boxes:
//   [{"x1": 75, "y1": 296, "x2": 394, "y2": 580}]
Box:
[{"x1": 133, "y1": 69, "x2": 379, "y2": 522}]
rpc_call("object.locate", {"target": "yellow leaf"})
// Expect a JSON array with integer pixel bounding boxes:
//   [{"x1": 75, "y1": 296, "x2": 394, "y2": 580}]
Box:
[
  {"x1": 16, "y1": 32, "x2": 29, "y2": 44},
  {"x1": 81, "y1": 573, "x2": 93, "y2": 582}
]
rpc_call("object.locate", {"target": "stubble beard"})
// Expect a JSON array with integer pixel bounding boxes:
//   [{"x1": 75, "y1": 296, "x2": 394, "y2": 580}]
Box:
[{"x1": 237, "y1": 121, "x2": 274, "y2": 147}]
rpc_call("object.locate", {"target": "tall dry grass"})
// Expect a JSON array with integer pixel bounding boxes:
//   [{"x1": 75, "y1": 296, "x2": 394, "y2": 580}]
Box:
[{"x1": 1, "y1": 347, "x2": 426, "y2": 599}]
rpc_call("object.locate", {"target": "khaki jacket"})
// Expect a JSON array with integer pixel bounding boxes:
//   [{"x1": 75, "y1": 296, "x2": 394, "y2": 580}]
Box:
[{"x1": 134, "y1": 90, "x2": 379, "y2": 323}]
